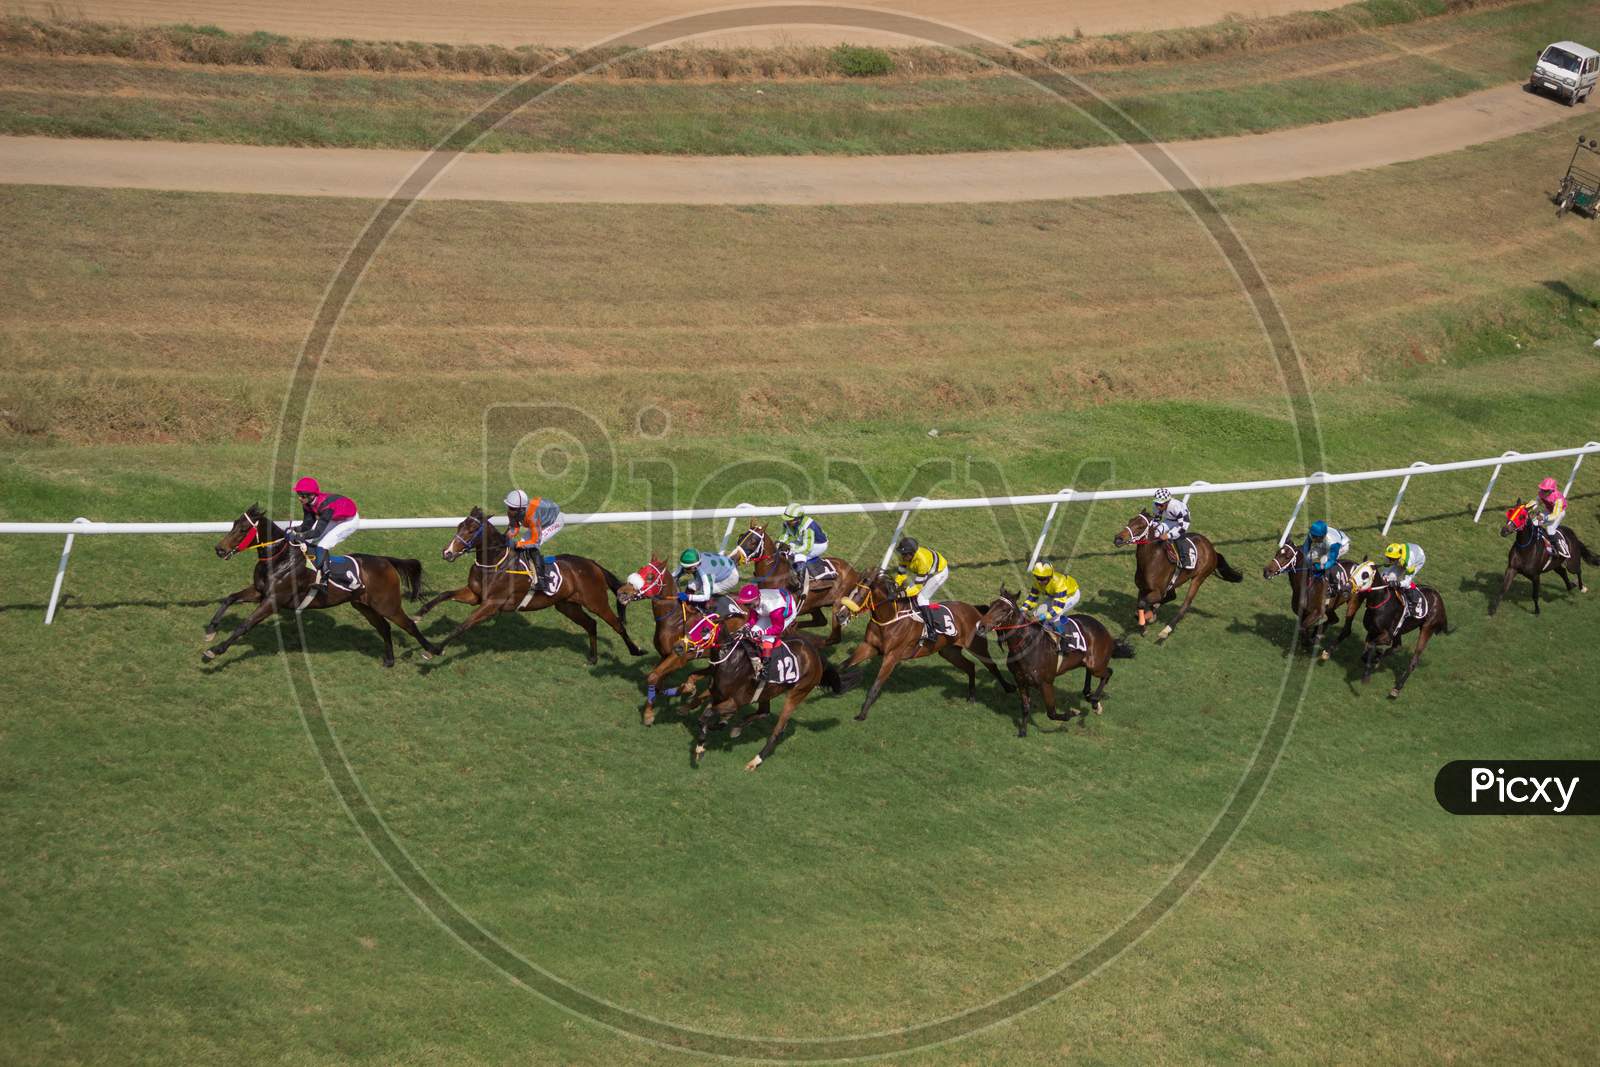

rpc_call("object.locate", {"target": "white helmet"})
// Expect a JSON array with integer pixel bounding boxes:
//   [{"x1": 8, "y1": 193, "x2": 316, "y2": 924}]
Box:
[
  {"x1": 1153, "y1": 488, "x2": 1172, "y2": 505},
  {"x1": 505, "y1": 488, "x2": 530, "y2": 509}
]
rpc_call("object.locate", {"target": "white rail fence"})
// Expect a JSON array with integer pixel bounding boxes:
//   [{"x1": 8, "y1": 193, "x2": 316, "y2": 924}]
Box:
[{"x1": 3, "y1": 442, "x2": 1595, "y2": 625}]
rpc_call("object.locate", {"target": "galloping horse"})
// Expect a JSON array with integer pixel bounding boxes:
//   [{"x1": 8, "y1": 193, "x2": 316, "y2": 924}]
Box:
[
  {"x1": 1113, "y1": 510, "x2": 1243, "y2": 640},
  {"x1": 1350, "y1": 561, "x2": 1450, "y2": 699},
  {"x1": 976, "y1": 591, "x2": 1134, "y2": 738},
  {"x1": 1263, "y1": 542, "x2": 1358, "y2": 659},
  {"x1": 832, "y1": 568, "x2": 1012, "y2": 721},
  {"x1": 1489, "y1": 501, "x2": 1597, "y2": 616},
  {"x1": 691, "y1": 621, "x2": 847, "y2": 771},
  {"x1": 205, "y1": 505, "x2": 439, "y2": 667},
  {"x1": 618, "y1": 558, "x2": 734, "y2": 725},
  {"x1": 417, "y1": 506, "x2": 642, "y2": 663},
  {"x1": 729, "y1": 521, "x2": 857, "y2": 644}
]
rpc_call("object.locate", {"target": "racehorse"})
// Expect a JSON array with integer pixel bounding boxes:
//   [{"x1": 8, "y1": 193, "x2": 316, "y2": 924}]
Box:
[
  {"x1": 690, "y1": 620, "x2": 848, "y2": 771},
  {"x1": 1263, "y1": 542, "x2": 1358, "y2": 659},
  {"x1": 1350, "y1": 561, "x2": 1451, "y2": 699},
  {"x1": 618, "y1": 557, "x2": 736, "y2": 725},
  {"x1": 975, "y1": 591, "x2": 1134, "y2": 738},
  {"x1": 416, "y1": 507, "x2": 643, "y2": 664},
  {"x1": 205, "y1": 505, "x2": 439, "y2": 667},
  {"x1": 1113, "y1": 510, "x2": 1243, "y2": 640},
  {"x1": 729, "y1": 521, "x2": 858, "y2": 644},
  {"x1": 832, "y1": 567, "x2": 1013, "y2": 722},
  {"x1": 1489, "y1": 501, "x2": 1597, "y2": 616}
]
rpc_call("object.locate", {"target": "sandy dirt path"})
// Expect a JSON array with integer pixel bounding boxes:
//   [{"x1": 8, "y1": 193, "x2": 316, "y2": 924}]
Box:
[
  {"x1": 0, "y1": 86, "x2": 1575, "y2": 205},
  {"x1": 13, "y1": 1, "x2": 1343, "y2": 47}
]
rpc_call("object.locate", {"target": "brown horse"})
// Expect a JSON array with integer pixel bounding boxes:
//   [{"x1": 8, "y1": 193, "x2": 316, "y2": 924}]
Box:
[
  {"x1": 416, "y1": 507, "x2": 642, "y2": 663},
  {"x1": 1350, "y1": 561, "x2": 1450, "y2": 699},
  {"x1": 204, "y1": 506, "x2": 439, "y2": 667},
  {"x1": 691, "y1": 622, "x2": 847, "y2": 771},
  {"x1": 617, "y1": 557, "x2": 737, "y2": 725},
  {"x1": 975, "y1": 591, "x2": 1135, "y2": 738},
  {"x1": 832, "y1": 567, "x2": 1013, "y2": 721},
  {"x1": 729, "y1": 521, "x2": 856, "y2": 644},
  {"x1": 1263, "y1": 542, "x2": 1358, "y2": 659},
  {"x1": 1113, "y1": 510, "x2": 1243, "y2": 641},
  {"x1": 1489, "y1": 501, "x2": 1597, "y2": 616}
]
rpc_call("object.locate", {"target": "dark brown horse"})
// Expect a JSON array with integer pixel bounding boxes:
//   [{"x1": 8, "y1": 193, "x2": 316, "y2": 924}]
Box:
[
  {"x1": 691, "y1": 622, "x2": 847, "y2": 771},
  {"x1": 416, "y1": 507, "x2": 642, "y2": 663},
  {"x1": 1263, "y1": 542, "x2": 1358, "y2": 659},
  {"x1": 1113, "y1": 511, "x2": 1243, "y2": 641},
  {"x1": 1489, "y1": 501, "x2": 1597, "y2": 616},
  {"x1": 617, "y1": 557, "x2": 733, "y2": 725},
  {"x1": 205, "y1": 506, "x2": 439, "y2": 667},
  {"x1": 832, "y1": 567, "x2": 1012, "y2": 721},
  {"x1": 729, "y1": 521, "x2": 857, "y2": 644},
  {"x1": 975, "y1": 591, "x2": 1135, "y2": 738},
  {"x1": 1350, "y1": 561, "x2": 1450, "y2": 699}
]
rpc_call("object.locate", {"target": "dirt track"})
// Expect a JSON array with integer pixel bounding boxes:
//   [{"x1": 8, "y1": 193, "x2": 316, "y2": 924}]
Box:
[
  {"x1": 18, "y1": 1, "x2": 1341, "y2": 47},
  {"x1": 0, "y1": 85, "x2": 1578, "y2": 205}
]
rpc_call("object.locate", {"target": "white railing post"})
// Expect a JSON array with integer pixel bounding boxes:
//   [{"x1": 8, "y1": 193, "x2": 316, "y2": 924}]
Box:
[
  {"x1": 1026, "y1": 488, "x2": 1073, "y2": 569},
  {"x1": 44, "y1": 516, "x2": 90, "y2": 625},
  {"x1": 718, "y1": 502, "x2": 754, "y2": 553},
  {"x1": 880, "y1": 497, "x2": 926, "y2": 570},
  {"x1": 1278, "y1": 479, "x2": 1319, "y2": 546},
  {"x1": 1180, "y1": 480, "x2": 1210, "y2": 506},
  {"x1": 1564, "y1": 443, "x2": 1600, "y2": 497},
  {"x1": 1381, "y1": 461, "x2": 1429, "y2": 537},
  {"x1": 1474, "y1": 451, "x2": 1519, "y2": 522}
]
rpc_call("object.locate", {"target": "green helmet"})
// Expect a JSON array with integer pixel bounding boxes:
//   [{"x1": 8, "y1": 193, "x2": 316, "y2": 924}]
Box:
[
  {"x1": 679, "y1": 548, "x2": 701, "y2": 567},
  {"x1": 783, "y1": 503, "x2": 805, "y2": 523}
]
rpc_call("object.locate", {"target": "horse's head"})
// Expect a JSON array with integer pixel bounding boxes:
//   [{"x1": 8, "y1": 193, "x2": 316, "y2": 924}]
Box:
[
  {"x1": 975, "y1": 588, "x2": 1022, "y2": 638},
  {"x1": 1350, "y1": 559, "x2": 1379, "y2": 593},
  {"x1": 620, "y1": 558, "x2": 669, "y2": 604},
  {"x1": 729, "y1": 522, "x2": 770, "y2": 566},
  {"x1": 216, "y1": 505, "x2": 265, "y2": 559},
  {"x1": 444, "y1": 506, "x2": 489, "y2": 562},
  {"x1": 1264, "y1": 541, "x2": 1299, "y2": 579},
  {"x1": 1501, "y1": 500, "x2": 1529, "y2": 538},
  {"x1": 1114, "y1": 510, "x2": 1152, "y2": 548}
]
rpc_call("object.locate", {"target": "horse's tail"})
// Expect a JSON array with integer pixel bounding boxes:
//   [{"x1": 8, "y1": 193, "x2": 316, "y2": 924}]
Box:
[
  {"x1": 599, "y1": 563, "x2": 630, "y2": 621},
  {"x1": 387, "y1": 557, "x2": 425, "y2": 600},
  {"x1": 1111, "y1": 640, "x2": 1136, "y2": 660},
  {"x1": 1215, "y1": 554, "x2": 1245, "y2": 583},
  {"x1": 1576, "y1": 534, "x2": 1600, "y2": 566}
]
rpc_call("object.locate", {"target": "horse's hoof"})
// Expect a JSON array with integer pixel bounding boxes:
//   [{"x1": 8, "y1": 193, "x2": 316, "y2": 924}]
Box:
[
  {"x1": 729, "y1": 726, "x2": 743, "y2": 739},
  {"x1": 381, "y1": 660, "x2": 394, "y2": 669},
  {"x1": 203, "y1": 631, "x2": 216, "y2": 643},
  {"x1": 1388, "y1": 688, "x2": 1401, "y2": 700},
  {"x1": 200, "y1": 649, "x2": 216, "y2": 662},
  {"x1": 1318, "y1": 650, "x2": 1330, "y2": 662},
  {"x1": 692, "y1": 745, "x2": 705, "y2": 763},
  {"x1": 419, "y1": 650, "x2": 434, "y2": 661},
  {"x1": 744, "y1": 755, "x2": 763, "y2": 772},
  {"x1": 1092, "y1": 702, "x2": 1104, "y2": 715},
  {"x1": 1157, "y1": 625, "x2": 1173, "y2": 642}
]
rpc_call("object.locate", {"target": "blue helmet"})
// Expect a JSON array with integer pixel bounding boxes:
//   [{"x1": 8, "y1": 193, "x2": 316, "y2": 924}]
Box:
[{"x1": 1309, "y1": 520, "x2": 1328, "y2": 539}]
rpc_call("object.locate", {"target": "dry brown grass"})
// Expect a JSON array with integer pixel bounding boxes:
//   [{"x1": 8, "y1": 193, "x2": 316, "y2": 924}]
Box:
[{"x1": 1, "y1": 114, "x2": 1595, "y2": 445}]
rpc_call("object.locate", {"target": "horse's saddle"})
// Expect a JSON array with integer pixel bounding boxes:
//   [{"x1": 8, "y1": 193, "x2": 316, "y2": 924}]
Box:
[
  {"x1": 509, "y1": 554, "x2": 562, "y2": 596},
  {"x1": 1163, "y1": 537, "x2": 1198, "y2": 570},
  {"x1": 1403, "y1": 586, "x2": 1430, "y2": 620},
  {"x1": 1544, "y1": 530, "x2": 1573, "y2": 564},
  {"x1": 1052, "y1": 615, "x2": 1088, "y2": 654},
  {"x1": 1326, "y1": 564, "x2": 1351, "y2": 597},
  {"x1": 324, "y1": 555, "x2": 363, "y2": 592},
  {"x1": 761, "y1": 640, "x2": 804, "y2": 686},
  {"x1": 790, "y1": 557, "x2": 838, "y2": 591},
  {"x1": 926, "y1": 603, "x2": 958, "y2": 638}
]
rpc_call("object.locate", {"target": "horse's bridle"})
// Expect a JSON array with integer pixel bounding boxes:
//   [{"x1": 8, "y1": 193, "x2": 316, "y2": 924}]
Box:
[
  {"x1": 730, "y1": 524, "x2": 774, "y2": 566},
  {"x1": 839, "y1": 577, "x2": 917, "y2": 627},
  {"x1": 227, "y1": 511, "x2": 289, "y2": 562},
  {"x1": 446, "y1": 514, "x2": 487, "y2": 560},
  {"x1": 1117, "y1": 513, "x2": 1154, "y2": 546}
]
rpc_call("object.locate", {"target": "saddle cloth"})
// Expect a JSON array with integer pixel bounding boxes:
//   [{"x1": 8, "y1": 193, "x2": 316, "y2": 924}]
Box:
[
  {"x1": 764, "y1": 640, "x2": 804, "y2": 685},
  {"x1": 1404, "y1": 586, "x2": 1429, "y2": 619},
  {"x1": 926, "y1": 603, "x2": 958, "y2": 637},
  {"x1": 509, "y1": 556, "x2": 563, "y2": 596},
  {"x1": 324, "y1": 555, "x2": 363, "y2": 592},
  {"x1": 1542, "y1": 531, "x2": 1572, "y2": 568},
  {"x1": 1053, "y1": 615, "x2": 1088, "y2": 654}
]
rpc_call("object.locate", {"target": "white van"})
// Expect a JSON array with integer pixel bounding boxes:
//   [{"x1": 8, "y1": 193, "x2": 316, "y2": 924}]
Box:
[{"x1": 1529, "y1": 41, "x2": 1598, "y2": 106}]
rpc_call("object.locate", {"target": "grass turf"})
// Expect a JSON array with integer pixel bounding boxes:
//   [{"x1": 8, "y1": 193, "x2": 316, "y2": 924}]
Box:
[{"x1": 0, "y1": 0, "x2": 1595, "y2": 154}]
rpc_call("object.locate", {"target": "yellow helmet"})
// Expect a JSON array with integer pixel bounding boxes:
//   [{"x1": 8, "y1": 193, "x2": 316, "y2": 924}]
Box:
[
  {"x1": 1030, "y1": 562, "x2": 1054, "y2": 581},
  {"x1": 1384, "y1": 543, "x2": 1406, "y2": 561}
]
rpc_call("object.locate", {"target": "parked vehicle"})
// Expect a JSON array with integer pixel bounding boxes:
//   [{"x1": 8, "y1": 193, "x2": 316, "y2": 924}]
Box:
[
  {"x1": 1529, "y1": 41, "x2": 1598, "y2": 106},
  {"x1": 1555, "y1": 135, "x2": 1599, "y2": 219}
]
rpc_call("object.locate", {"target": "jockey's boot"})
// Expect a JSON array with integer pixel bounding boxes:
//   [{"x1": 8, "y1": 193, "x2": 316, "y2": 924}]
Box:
[
  {"x1": 531, "y1": 549, "x2": 547, "y2": 591},
  {"x1": 795, "y1": 564, "x2": 812, "y2": 602},
  {"x1": 917, "y1": 605, "x2": 937, "y2": 644}
]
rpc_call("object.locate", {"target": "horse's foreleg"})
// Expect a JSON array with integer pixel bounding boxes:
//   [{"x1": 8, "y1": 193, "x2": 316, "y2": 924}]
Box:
[
  {"x1": 1157, "y1": 577, "x2": 1205, "y2": 642},
  {"x1": 748, "y1": 686, "x2": 814, "y2": 771},
  {"x1": 1016, "y1": 682, "x2": 1032, "y2": 737},
  {"x1": 1489, "y1": 566, "x2": 1517, "y2": 616},
  {"x1": 643, "y1": 651, "x2": 692, "y2": 725},
  {"x1": 417, "y1": 585, "x2": 478, "y2": 619},
  {"x1": 201, "y1": 599, "x2": 279, "y2": 661},
  {"x1": 857, "y1": 652, "x2": 903, "y2": 722},
  {"x1": 434, "y1": 600, "x2": 503, "y2": 653},
  {"x1": 1531, "y1": 572, "x2": 1542, "y2": 616},
  {"x1": 969, "y1": 635, "x2": 1015, "y2": 693},
  {"x1": 205, "y1": 585, "x2": 260, "y2": 642}
]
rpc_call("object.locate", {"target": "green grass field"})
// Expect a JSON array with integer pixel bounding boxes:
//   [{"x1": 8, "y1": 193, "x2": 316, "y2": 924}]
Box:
[{"x1": 2, "y1": 0, "x2": 1595, "y2": 154}]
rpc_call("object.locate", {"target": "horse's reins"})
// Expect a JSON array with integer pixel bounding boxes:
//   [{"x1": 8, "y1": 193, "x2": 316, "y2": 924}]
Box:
[{"x1": 233, "y1": 512, "x2": 291, "y2": 562}]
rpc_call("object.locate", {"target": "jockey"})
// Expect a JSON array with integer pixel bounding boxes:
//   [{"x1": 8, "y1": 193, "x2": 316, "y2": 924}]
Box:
[
  {"x1": 1303, "y1": 520, "x2": 1352, "y2": 576},
  {"x1": 735, "y1": 582, "x2": 796, "y2": 679},
  {"x1": 1151, "y1": 488, "x2": 1192, "y2": 542},
  {"x1": 1019, "y1": 562, "x2": 1081, "y2": 638},
  {"x1": 1381, "y1": 541, "x2": 1427, "y2": 628},
  {"x1": 505, "y1": 489, "x2": 563, "y2": 590},
  {"x1": 778, "y1": 503, "x2": 829, "y2": 597},
  {"x1": 674, "y1": 547, "x2": 741, "y2": 605},
  {"x1": 1532, "y1": 477, "x2": 1567, "y2": 542},
  {"x1": 893, "y1": 536, "x2": 949, "y2": 644},
  {"x1": 290, "y1": 476, "x2": 360, "y2": 595}
]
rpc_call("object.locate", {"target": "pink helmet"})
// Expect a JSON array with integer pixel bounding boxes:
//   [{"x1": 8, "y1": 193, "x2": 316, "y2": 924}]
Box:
[
  {"x1": 736, "y1": 583, "x2": 761, "y2": 605},
  {"x1": 1539, "y1": 477, "x2": 1559, "y2": 493},
  {"x1": 293, "y1": 476, "x2": 320, "y2": 494}
]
